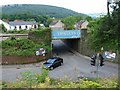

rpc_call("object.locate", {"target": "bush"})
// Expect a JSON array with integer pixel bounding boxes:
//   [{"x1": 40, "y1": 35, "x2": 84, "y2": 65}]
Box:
[
  {"x1": 2, "y1": 72, "x2": 118, "y2": 88},
  {"x1": 0, "y1": 82, "x2": 7, "y2": 89},
  {"x1": 10, "y1": 36, "x2": 16, "y2": 40},
  {"x1": 79, "y1": 79, "x2": 101, "y2": 88},
  {"x1": 18, "y1": 68, "x2": 49, "y2": 88},
  {"x1": 28, "y1": 28, "x2": 51, "y2": 46},
  {"x1": 2, "y1": 39, "x2": 16, "y2": 49},
  {"x1": 6, "y1": 30, "x2": 29, "y2": 34},
  {"x1": 37, "y1": 68, "x2": 49, "y2": 83},
  {"x1": 98, "y1": 77, "x2": 118, "y2": 88},
  {"x1": 8, "y1": 70, "x2": 74, "y2": 88},
  {"x1": 2, "y1": 38, "x2": 51, "y2": 56}
]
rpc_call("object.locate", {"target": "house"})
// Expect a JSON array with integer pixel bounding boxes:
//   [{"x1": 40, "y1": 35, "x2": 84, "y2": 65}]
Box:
[
  {"x1": 74, "y1": 20, "x2": 89, "y2": 30},
  {"x1": 39, "y1": 24, "x2": 45, "y2": 29},
  {"x1": 0, "y1": 19, "x2": 11, "y2": 30},
  {"x1": 0, "y1": 19, "x2": 38, "y2": 31},
  {"x1": 49, "y1": 20, "x2": 65, "y2": 30},
  {"x1": 0, "y1": 19, "x2": 3, "y2": 24}
]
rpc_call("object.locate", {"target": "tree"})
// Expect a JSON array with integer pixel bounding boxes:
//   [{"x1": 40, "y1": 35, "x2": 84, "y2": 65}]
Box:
[
  {"x1": 88, "y1": 1, "x2": 120, "y2": 53},
  {"x1": 85, "y1": 16, "x2": 93, "y2": 22},
  {"x1": 107, "y1": 1, "x2": 111, "y2": 18},
  {"x1": 62, "y1": 16, "x2": 76, "y2": 30},
  {"x1": 1, "y1": 24, "x2": 7, "y2": 32},
  {"x1": 74, "y1": 15, "x2": 82, "y2": 22},
  {"x1": 46, "y1": 18, "x2": 54, "y2": 27}
]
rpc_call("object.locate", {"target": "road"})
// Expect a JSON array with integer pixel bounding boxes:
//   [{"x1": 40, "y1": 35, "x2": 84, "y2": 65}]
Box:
[{"x1": 1, "y1": 40, "x2": 118, "y2": 82}]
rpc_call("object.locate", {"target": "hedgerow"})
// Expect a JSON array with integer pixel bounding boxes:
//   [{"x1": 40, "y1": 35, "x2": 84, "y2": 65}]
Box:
[{"x1": 2, "y1": 37, "x2": 51, "y2": 56}]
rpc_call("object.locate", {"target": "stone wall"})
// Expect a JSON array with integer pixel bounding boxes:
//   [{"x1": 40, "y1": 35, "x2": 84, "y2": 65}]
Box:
[
  {"x1": 63, "y1": 29, "x2": 95, "y2": 57},
  {"x1": 2, "y1": 52, "x2": 51, "y2": 65},
  {"x1": 79, "y1": 29, "x2": 95, "y2": 57}
]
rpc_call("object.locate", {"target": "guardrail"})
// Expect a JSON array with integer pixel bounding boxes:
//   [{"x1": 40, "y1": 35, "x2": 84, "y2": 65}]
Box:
[{"x1": 0, "y1": 34, "x2": 28, "y2": 37}]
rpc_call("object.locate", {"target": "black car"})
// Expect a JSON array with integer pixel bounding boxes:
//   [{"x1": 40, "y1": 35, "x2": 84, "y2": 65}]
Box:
[{"x1": 43, "y1": 57, "x2": 63, "y2": 70}]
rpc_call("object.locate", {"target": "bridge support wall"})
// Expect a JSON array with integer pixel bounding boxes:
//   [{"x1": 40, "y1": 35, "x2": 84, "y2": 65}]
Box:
[{"x1": 63, "y1": 29, "x2": 94, "y2": 57}]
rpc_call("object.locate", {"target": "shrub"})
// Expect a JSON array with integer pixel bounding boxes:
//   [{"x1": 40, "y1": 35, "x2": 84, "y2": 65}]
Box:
[
  {"x1": 6, "y1": 30, "x2": 28, "y2": 34},
  {"x1": 36, "y1": 68, "x2": 49, "y2": 83},
  {"x1": 10, "y1": 36, "x2": 16, "y2": 40},
  {"x1": 0, "y1": 82, "x2": 7, "y2": 89},
  {"x1": 79, "y1": 79, "x2": 101, "y2": 88},
  {"x1": 28, "y1": 28, "x2": 51, "y2": 46},
  {"x1": 19, "y1": 68, "x2": 49, "y2": 88},
  {"x1": 98, "y1": 77, "x2": 118, "y2": 88},
  {"x1": 2, "y1": 72, "x2": 118, "y2": 88},
  {"x1": 2, "y1": 38, "x2": 51, "y2": 56}
]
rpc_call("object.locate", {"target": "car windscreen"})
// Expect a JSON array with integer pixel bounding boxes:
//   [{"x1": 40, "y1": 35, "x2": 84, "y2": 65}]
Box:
[{"x1": 47, "y1": 59, "x2": 55, "y2": 64}]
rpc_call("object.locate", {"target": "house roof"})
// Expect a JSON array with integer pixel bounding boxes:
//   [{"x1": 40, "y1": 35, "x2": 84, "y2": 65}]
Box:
[
  {"x1": 76, "y1": 20, "x2": 85, "y2": 26},
  {"x1": 50, "y1": 20, "x2": 59, "y2": 26},
  {"x1": 8, "y1": 21, "x2": 38, "y2": 26},
  {"x1": 50, "y1": 20, "x2": 64, "y2": 26},
  {"x1": 74, "y1": 20, "x2": 89, "y2": 29}
]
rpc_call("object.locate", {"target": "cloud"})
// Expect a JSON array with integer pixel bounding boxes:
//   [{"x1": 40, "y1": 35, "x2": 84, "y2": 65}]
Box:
[{"x1": 1, "y1": 0, "x2": 107, "y2": 14}]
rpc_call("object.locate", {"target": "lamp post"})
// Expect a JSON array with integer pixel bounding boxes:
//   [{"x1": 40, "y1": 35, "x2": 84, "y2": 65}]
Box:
[{"x1": 51, "y1": 41, "x2": 53, "y2": 57}]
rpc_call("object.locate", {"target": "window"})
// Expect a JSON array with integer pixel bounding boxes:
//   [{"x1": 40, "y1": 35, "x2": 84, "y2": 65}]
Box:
[
  {"x1": 19, "y1": 26, "x2": 21, "y2": 29},
  {"x1": 25, "y1": 26, "x2": 27, "y2": 29},
  {"x1": 34, "y1": 25, "x2": 36, "y2": 28},
  {"x1": 14, "y1": 26, "x2": 17, "y2": 30}
]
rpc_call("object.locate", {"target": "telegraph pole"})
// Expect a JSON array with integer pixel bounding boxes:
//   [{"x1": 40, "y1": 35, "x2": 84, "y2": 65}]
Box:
[
  {"x1": 51, "y1": 42, "x2": 53, "y2": 57},
  {"x1": 96, "y1": 53, "x2": 99, "y2": 79}
]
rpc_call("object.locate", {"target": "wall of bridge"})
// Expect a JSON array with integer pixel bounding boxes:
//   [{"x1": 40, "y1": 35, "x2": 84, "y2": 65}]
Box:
[
  {"x1": 63, "y1": 29, "x2": 94, "y2": 57},
  {"x1": 63, "y1": 38, "x2": 80, "y2": 52}
]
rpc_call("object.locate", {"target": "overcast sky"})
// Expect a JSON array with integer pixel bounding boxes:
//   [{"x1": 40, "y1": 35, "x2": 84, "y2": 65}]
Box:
[{"x1": 1, "y1": 0, "x2": 107, "y2": 14}]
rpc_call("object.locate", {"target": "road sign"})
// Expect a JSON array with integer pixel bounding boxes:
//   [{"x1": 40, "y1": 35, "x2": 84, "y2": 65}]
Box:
[{"x1": 36, "y1": 48, "x2": 45, "y2": 56}]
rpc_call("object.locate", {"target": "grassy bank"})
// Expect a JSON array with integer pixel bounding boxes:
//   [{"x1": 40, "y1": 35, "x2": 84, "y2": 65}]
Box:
[
  {"x1": 2, "y1": 37, "x2": 51, "y2": 57},
  {"x1": 1, "y1": 68, "x2": 118, "y2": 88}
]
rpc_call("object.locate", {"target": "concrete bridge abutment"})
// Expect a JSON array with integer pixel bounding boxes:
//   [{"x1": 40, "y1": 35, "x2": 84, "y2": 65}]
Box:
[{"x1": 63, "y1": 29, "x2": 94, "y2": 57}]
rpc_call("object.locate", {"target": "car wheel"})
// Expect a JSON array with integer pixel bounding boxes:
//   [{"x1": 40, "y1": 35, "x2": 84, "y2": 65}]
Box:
[{"x1": 50, "y1": 67, "x2": 54, "y2": 70}]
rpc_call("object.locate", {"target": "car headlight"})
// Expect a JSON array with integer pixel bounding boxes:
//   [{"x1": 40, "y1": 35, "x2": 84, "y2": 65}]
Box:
[{"x1": 47, "y1": 66, "x2": 50, "y2": 67}]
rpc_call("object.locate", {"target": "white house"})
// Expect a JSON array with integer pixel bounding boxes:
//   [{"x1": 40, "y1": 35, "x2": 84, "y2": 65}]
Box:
[
  {"x1": 0, "y1": 19, "x2": 3, "y2": 24},
  {"x1": 0, "y1": 19, "x2": 11, "y2": 30},
  {"x1": 0, "y1": 19, "x2": 38, "y2": 31},
  {"x1": 49, "y1": 20, "x2": 65, "y2": 30},
  {"x1": 40, "y1": 24, "x2": 45, "y2": 29}
]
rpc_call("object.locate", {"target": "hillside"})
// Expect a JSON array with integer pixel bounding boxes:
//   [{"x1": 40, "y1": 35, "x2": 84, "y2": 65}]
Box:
[{"x1": 1, "y1": 4, "x2": 86, "y2": 18}]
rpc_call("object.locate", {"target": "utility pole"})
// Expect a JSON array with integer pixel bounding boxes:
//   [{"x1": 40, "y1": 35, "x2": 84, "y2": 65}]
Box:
[
  {"x1": 51, "y1": 42, "x2": 53, "y2": 57},
  {"x1": 96, "y1": 53, "x2": 99, "y2": 79}
]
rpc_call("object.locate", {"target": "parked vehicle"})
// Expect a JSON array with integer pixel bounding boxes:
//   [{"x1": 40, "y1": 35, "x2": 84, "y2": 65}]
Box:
[{"x1": 43, "y1": 57, "x2": 63, "y2": 70}]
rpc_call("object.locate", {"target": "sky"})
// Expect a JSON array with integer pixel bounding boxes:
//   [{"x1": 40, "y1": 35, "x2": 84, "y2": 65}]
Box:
[{"x1": 1, "y1": 0, "x2": 107, "y2": 14}]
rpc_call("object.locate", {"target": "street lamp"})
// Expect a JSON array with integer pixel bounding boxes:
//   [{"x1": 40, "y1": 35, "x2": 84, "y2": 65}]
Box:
[{"x1": 51, "y1": 41, "x2": 53, "y2": 57}]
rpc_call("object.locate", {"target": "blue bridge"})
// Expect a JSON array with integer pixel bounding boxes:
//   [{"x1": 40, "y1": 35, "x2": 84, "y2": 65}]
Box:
[{"x1": 52, "y1": 30, "x2": 81, "y2": 39}]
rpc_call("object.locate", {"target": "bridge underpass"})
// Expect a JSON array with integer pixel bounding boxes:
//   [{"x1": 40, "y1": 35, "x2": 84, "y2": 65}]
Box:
[
  {"x1": 51, "y1": 29, "x2": 93, "y2": 56},
  {"x1": 51, "y1": 30, "x2": 81, "y2": 56}
]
